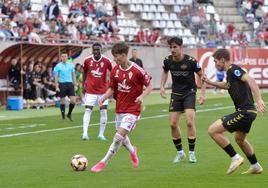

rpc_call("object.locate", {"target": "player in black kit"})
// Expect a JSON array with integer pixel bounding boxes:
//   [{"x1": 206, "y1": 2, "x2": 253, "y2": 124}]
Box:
[
  {"x1": 160, "y1": 37, "x2": 206, "y2": 163},
  {"x1": 203, "y1": 48, "x2": 266, "y2": 175}
]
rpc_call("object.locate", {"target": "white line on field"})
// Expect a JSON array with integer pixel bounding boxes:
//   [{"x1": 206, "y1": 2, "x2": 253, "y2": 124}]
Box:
[{"x1": 0, "y1": 105, "x2": 238, "y2": 138}]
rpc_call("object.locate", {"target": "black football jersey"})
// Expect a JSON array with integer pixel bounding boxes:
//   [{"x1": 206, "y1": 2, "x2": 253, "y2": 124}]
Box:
[
  {"x1": 226, "y1": 64, "x2": 255, "y2": 110},
  {"x1": 162, "y1": 54, "x2": 201, "y2": 95}
]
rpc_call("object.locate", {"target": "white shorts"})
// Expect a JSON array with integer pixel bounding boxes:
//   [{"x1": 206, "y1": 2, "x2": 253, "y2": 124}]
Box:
[
  {"x1": 84, "y1": 93, "x2": 109, "y2": 106},
  {"x1": 115, "y1": 113, "x2": 140, "y2": 132}
]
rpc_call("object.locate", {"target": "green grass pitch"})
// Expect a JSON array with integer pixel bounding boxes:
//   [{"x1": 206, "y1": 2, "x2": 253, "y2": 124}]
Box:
[{"x1": 0, "y1": 92, "x2": 267, "y2": 188}]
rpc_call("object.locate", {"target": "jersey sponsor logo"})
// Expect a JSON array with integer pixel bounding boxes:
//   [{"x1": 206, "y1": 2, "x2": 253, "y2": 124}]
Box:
[
  {"x1": 171, "y1": 70, "x2": 189, "y2": 76},
  {"x1": 118, "y1": 79, "x2": 131, "y2": 92},
  {"x1": 234, "y1": 69, "x2": 241, "y2": 77},
  {"x1": 180, "y1": 64, "x2": 188, "y2": 70},
  {"x1": 91, "y1": 68, "x2": 103, "y2": 78}
]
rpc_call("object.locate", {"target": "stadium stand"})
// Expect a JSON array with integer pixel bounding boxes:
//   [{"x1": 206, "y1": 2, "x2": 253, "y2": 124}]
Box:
[{"x1": 1, "y1": 0, "x2": 265, "y2": 47}]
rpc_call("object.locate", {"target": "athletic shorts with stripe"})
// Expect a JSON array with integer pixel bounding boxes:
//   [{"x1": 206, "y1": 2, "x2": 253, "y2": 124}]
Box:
[{"x1": 221, "y1": 110, "x2": 257, "y2": 133}]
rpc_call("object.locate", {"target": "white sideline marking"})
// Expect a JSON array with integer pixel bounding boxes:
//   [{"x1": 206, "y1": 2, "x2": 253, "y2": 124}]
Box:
[{"x1": 0, "y1": 105, "x2": 236, "y2": 138}]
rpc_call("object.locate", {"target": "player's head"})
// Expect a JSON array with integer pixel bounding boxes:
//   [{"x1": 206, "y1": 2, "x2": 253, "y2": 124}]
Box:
[
  {"x1": 61, "y1": 50, "x2": 68, "y2": 63},
  {"x1": 10, "y1": 57, "x2": 18, "y2": 65},
  {"x1": 92, "y1": 42, "x2": 102, "y2": 60},
  {"x1": 168, "y1": 37, "x2": 183, "y2": 58},
  {"x1": 212, "y1": 49, "x2": 230, "y2": 69},
  {"x1": 75, "y1": 63, "x2": 81, "y2": 70},
  {"x1": 131, "y1": 48, "x2": 138, "y2": 58},
  {"x1": 111, "y1": 42, "x2": 129, "y2": 66}
]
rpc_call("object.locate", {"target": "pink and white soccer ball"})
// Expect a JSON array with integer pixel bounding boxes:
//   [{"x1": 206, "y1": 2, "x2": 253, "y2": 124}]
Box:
[{"x1": 70, "y1": 154, "x2": 88, "y2": 171}]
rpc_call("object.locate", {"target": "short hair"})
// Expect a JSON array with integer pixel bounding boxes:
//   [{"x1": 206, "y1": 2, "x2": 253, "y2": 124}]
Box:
[
  {"x1": 61, "y1": 50, "x2": 68, "y2": 55},
  {"x1": 168, "y1": 37, "x2": 183, "y2": 46},
  {"x1": 92, "y1": 42, "x2": 102, "y2": 49},
  {"x1": 111, "y1": 42, "x2": 129, "y2": 55},
  {"x1": 213, "y1": 49, "x2": 230, "y2": 61}
]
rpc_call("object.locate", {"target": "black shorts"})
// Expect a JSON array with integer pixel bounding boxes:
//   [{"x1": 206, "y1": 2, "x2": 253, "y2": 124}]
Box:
[
  {"x1": 59, "y1": 83, "x2": 75, "y2": 98},
  {"x1": 169, "y1": 91, "x2": 196, "y2": 112},
  {"x1": 221, "y1": 110, "x2": 257, "y2": 133}
]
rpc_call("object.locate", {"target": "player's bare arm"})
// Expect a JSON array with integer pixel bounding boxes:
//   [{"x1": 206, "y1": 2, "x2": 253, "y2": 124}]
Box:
[
  {"x1": 99, "y1": 87, "x2": 114, "y2": 106},
  {"x1": 197, "y1": 71, "x2": 206, "y2": 105},
  {"x1": 202, "y1": 74, "x2": 229, "y2": 89},
  {"x1": 241, "y1": 73, "x2": 266, "y2": 113},
  {"x1": 160, "y1": 70, "x2": 168, "y2": 99},
  {"x1": 72, "y1": 72, "x2": 76, "y2": 88},
  {"x1": 54, "y1": 74, "x2": 59, "y2": 92},
  {"x1": 135, "y1": 83, "x2": 153, "y2": 104}
]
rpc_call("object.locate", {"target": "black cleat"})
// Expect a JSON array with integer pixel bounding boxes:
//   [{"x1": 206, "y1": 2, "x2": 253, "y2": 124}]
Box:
[{"x1": 66, "y1": 114, "x2": 73, "y2": 121}]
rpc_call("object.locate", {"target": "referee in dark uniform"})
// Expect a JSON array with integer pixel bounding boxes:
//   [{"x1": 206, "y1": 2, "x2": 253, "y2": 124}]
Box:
[
  {"x1": 160, "y1": 37, "x2": 206, "y2": 163},
  {"x1": 54, "y1": 51, "x2": 76, "y2": 121},
  {"x1": 203, "y1": 48, "x2": 266, "y2": 175}
]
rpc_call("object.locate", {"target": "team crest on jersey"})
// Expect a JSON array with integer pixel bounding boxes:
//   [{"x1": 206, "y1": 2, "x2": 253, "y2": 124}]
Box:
[
  {"x1": 180, "y1": 64, "x2": 187, "y2": 70},
  {"x1": 118, "y1": 79, "x2": 131, "y2": 92},
  {"x1": 100, "y1": 62, "x2": 104, "y2": 68},
  {"x1": 115, "y1": 70, "x2": 119, "y2": 77},
  {"x1": 128, "y1": 72, "x2": 133, "y2": 79},
  {"x1": 91, "y1": 68, "x2": 103, "y2": 78}
]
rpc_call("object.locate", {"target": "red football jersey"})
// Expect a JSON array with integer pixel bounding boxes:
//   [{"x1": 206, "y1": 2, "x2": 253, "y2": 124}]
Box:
[
  {"x1": 110, "y1": 62, "x2": 151, "y2": 116},
  {"x1": 83, "y1": 55, "x2": 112, "y2": 94}
]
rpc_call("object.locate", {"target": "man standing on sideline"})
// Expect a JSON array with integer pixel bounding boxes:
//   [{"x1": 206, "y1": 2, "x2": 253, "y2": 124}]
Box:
[
  {"x1": 91, "y1": 42, "x2": 152, "y2": 173},
  {"x1": 203, "y1": 49, "x2": 266, "y2": 175},
  {"x1": 82, "y1": 43, "x2": 112, "y2": 141},
  {"x1": 160, "y1": 37, "x2": 206, "y2": 164},
  {"x1": 129, "y1": 49, "x2": 143, "y2": 68},
  {"x1": 54, "y1": 51, "x2": 76, "y2": 121}
]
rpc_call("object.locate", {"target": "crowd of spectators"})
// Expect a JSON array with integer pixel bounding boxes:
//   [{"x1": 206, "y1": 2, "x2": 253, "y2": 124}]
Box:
[
  {"x1": 237, "y1": 0, "x2": 268, "y2": 47},
  {"x1": 2, "y1": 0, "x2": 268, "y2": 47},
  {"x1": 0, "y1": 0, "x2": 123, "y2": 44}
]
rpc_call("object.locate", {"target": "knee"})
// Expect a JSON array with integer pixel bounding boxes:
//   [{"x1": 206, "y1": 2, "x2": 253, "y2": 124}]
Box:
[
  {"x1": 208, "y1": 126, "x2": 214, "y2": 137},
  {"x1": 169, "y1": 118, "x2": 178, "y2": 127},
  {"x1": 186, "y1": 120, "x2": 194, "y2": 129},
  {"x1": 170, "y1": 124, "x2": 177, "y2": 131},
  {"x1": 113, "y1": 133, "x2": 124, "y2": 144}
]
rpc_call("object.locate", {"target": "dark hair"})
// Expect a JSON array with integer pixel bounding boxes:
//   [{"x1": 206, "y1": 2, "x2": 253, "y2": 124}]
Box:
[
  {"x1": 213, "y1": 49, "x2": 230, "y2": 61},
  {"x1": 168, "y1": 37, "x2": 183, "y2": 46},
  {"x1": 111, "y1": 42, "x2": 129, "y2": 55},
  {"x1": 61, "y1": 50, "x2": 68, "y2": 55},
  {"x1": 92, "y1": 42, "x2": 102, "y2": 48}
]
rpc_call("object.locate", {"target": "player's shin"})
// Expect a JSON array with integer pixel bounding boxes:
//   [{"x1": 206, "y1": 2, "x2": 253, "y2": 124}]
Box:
[
  {"x1": 123, "y1": 136, "x2": 134, "y2": 153},
  {"x1": 101, "y1": 133, "x2": 124, "y2": 164},
  {"x1": 98, "y1": 109, "x2": 107, "y2": 138},
  {"x1": 82, "y1": 108, "x2": 92, "y2": 138}
]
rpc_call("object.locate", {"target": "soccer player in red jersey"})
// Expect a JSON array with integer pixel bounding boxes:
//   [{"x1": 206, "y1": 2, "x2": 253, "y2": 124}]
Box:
[
  {"x1": 82, "y1": 43, "x2": 113, "y2": 141},
  {"x1": 91, "y1": 42, "x2": 153, "y2": 173}
]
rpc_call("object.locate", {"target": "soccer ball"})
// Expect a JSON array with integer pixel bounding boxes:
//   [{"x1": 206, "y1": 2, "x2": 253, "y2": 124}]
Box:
[{"x1": 70, "y1": 154, "x2": 88, "y2": 171}]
